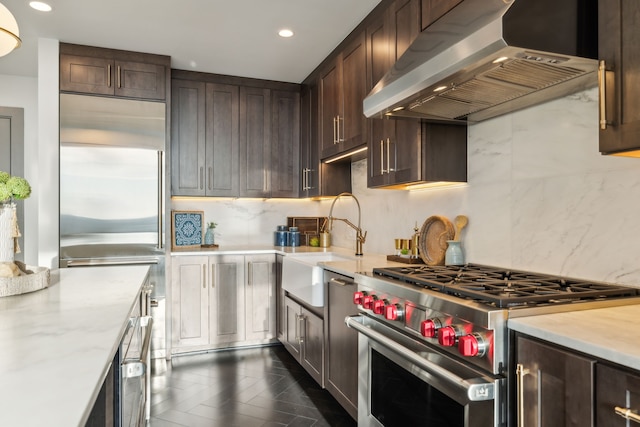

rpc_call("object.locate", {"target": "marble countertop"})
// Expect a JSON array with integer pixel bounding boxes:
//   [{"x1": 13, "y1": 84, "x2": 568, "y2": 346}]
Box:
[
  {"x1": 0, "y1": 265, "x2": 150, "y2": 427},
  {"x1": 509, "y1": 304, "x2": 640, "y2": 370},
  {"x1": 172, "y1": 244, "x2": 405, "y2": 277}
]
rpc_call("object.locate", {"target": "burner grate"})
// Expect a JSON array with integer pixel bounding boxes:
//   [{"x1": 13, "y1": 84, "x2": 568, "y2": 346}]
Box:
[{"x1": 372, "y1": 264, "x2": 640, "y2": 307}]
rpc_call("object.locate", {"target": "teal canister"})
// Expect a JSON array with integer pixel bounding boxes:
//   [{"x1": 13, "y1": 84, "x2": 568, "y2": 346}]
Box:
[
  {"x1": 288, "y1": 227, "x2": 300, "y2": 247},
  {"x1": 274, "y1": 225, "x2": 288, "y2": 246},
  {"x1": 445, "y1": 240, "x2": 464, "y2": 265}
]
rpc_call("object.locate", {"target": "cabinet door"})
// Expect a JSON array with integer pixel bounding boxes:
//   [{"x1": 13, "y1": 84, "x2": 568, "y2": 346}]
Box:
[
  {"x1": 516, "y1": 336, "x2": 595, "y2": 427},
  {"x1": 340, "y1": 32, "x2": 367, "y2": 152},
  {"x1": 283, "y1": 297, "x2": 302, "y2": 358},
  {"x1": 205, "y1": 83, "x2": 240, "y2": 197},
  {"x1": 209, "y1": 255, "x2": 245, "y2": 345},
  {"x1": 421, "y1": 0, "x2": 462, "y2": 30},
  {"x1": 245, "y1": 255, "x2": 276, "y2": 341},
  {"x1": 319, "y1": 60, "x2": 342, "y2": 159},
  {"x1": 325, "y1": 278, "x2": 358, "y2": 419},
  {"x1": 596, "y1": 363, "x2": 640, "y2": 426},
  {"x1": 598, "y1": 0, "x2": 640, "y2": 155},
  {"x1": 171, "y1": 79, "x2": 206, "y2": 196},
  {"x1": 60, "y1": 54, "x2": 114, "y2": 96},
  {"x1": 367, "y1": 0, "x2": 422, "y2": 188},
  {"x1": 270, "y1": 90, "x2": 300, "y2": 198},
  {"x1": 240, "y1": 87, "x2": 271, "y2": 197},
  {"x1": 171, "y1": 256, "x2": 209, "y2": 348},
  {"x1": 301, "y1": 307, "x2": 324, "y2": 386},
  {"x1": 114, "y1": 60, "x2": 166, "y2": 100},
  {"x1": 300, "y1": 85, "x2": 319, "y2": 197}
]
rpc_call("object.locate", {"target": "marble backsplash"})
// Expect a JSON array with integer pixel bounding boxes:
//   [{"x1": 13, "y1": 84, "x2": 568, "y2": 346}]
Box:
[{"x1": 172, "y1": 86, "x2": 640, "y2": 287}]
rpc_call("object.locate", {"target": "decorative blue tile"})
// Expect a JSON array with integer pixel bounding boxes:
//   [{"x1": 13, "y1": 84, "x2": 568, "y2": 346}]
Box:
[{"x1": 172, "y1": 210, "x2": 203, "y2": 248}]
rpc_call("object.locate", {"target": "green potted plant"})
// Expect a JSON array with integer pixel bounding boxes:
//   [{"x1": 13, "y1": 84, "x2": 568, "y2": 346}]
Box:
[{"x1": 0, "y1": 171, "x2": 31, "y2": 265}]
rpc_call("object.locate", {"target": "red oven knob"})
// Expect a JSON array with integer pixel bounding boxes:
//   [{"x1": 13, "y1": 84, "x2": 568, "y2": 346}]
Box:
[
  {"x1": 353, "y1": 291, "x2": 366, "y2": 305},
  {"x1": 458, "y1": 333, "x2": 488, "y2": 357},
  {"x1": 384, "y1": 303, "x2": 403, "y2": 321},
  {"x1": 372, "y1": 299, "x2": 387, "y2": 315},
  {"x1": 420, "y1": 318, "x2": 443, "y2": 338},
  {"x1": 438, "y1": 326, "x2": 460, "y2": 347},
  {"x1": 363, "y1": 295, "x2": 377, "y2": 310}
]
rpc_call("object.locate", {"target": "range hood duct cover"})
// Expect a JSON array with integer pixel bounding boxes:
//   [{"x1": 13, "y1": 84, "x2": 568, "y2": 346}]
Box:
[{"x1": 364, "y1": 0, "x2": 598, "y2": 123}]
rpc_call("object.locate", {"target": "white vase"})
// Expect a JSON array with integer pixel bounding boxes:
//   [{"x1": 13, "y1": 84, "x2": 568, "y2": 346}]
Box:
[{"x1": 0, "y1": 203, "x2": 16, "y2": 263}]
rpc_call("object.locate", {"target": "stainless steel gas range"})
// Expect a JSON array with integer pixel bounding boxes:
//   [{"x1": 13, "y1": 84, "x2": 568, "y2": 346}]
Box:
[{"x1": 346, "y1": 264, "x2": 640, "y2": 427}]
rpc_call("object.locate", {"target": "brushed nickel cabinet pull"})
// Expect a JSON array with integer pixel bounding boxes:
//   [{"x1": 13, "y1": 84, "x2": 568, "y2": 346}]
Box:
[
  {"x1": 248, "y1": 262, "x2": 253, "y2": 286},
  {"x1": 516, "y1": 363, "x2": 530, "y2": 427},
  {"x1": 298, "y1": 314, "x2": 306, "y2": 344},
  {"x1": 599, "y1": 60, "x2": 608, "y2": 130},
  {"x1": 107, "y1": 64, "x2": 112, "y2": 88},
  {"x1": 337, "y1": 115, "x2": 344, "y2": 142},
  {"x1": 202, "y1": 264, "x2": 206, "y2": 289},
  {"x1": 199, "y1": 167, "x2": 204, "y2": 190},
  {"x1": 615, "y1": 406, "x2": 640, "y2": 423},
  {"x1": 117, "y1": 65, "x2": 121, "y2": 88},
  {"x1": 210, "y1": 263, "x2": 215, "y2": 288},
  {"x1": 386, "y1": 138, "x2": 392, "y2": 173},
  {"x1": 332, "y1": 116, "x2": 337, "y2": 144},
  {"x1": 380, "y1": 140, "x2": 385, "y2": 174},
  {"x1": 208, "y1": 166, "x2": 212, "y2": 191}
]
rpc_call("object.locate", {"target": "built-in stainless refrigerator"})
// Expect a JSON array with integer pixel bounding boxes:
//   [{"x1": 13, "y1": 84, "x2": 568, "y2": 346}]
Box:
[{"x1": 59, "y1": 93, "x2": 167, "y2": 359}]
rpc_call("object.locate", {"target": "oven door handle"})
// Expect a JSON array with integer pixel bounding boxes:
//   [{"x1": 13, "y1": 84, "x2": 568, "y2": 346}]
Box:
[
  {"x1": 345, "y1": 315, "x2": 495, "y2": 402},
  {"x1": 122, "y1": 316, "x2": 153, "y2": 379}
]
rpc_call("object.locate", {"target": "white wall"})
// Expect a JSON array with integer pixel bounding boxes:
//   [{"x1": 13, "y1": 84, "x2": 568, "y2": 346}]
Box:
[{"x1": 0, "y1": 73, "x2": 38, "y2": 264}]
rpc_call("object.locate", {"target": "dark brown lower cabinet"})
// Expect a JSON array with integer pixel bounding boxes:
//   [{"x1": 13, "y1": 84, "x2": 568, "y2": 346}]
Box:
[
  {"x1": 325, "y1": 271, "x2": 358, "y2": 420},
  {"x1": 596, "y1": 363, "x2": 640, "y2": 426},
  {"x1": 516, "y1": 335, "x2": 595, "y2": 427},
  {"x1": 282, "y1": 295, "x2": 324, "y2": 386}
]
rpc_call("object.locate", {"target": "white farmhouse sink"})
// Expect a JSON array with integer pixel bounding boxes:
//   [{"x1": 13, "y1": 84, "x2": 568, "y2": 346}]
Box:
[{"x1": 281, "y1": 253, "x2": 352, "y2": 307}]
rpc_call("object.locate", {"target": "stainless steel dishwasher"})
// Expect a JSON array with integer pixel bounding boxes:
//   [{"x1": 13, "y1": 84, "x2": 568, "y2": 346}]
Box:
[{"x1": 324, "y1": 269, "x2": 358, "y2": 420}]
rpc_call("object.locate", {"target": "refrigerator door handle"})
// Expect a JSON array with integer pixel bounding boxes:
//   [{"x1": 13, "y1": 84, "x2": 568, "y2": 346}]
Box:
[{"x1": 158, "y1": 150, "x2": 164, "y2": 250}]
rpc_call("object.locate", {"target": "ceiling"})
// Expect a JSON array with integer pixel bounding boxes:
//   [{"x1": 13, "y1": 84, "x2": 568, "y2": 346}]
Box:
[{"x1": 0, "y1": 0, "x2": 381, "y2": 83}]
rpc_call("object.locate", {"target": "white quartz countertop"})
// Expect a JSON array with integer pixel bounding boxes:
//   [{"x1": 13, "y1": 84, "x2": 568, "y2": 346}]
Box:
[
  {"x1": 509, "y1": 304, "x2": 640, "y2": 370},
  {"x1": 172, "y1": 245, "x2": 405, "y2": 277},
  {"x1": 0, "y1": 265, "x2": 150, "y2": 427}
]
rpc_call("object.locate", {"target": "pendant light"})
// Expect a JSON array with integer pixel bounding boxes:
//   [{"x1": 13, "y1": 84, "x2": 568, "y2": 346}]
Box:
[{"x1": 0, "y1": 2, "x2": 20, "y2": 57}]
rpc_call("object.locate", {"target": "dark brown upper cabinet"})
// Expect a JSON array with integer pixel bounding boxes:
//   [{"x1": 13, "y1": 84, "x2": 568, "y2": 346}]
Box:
[
  {"x1": 598, "y1": 0, "x2": 640, "y2": 156},
  {"x1": 319, "y1": 31, "x2": 368, "y2": 160},
  {"x1": 367, "y1": 0, "x2": 466, "y2": 188},
  {"x1": 171, "y1": 71, "x2": 300, "y2": 198},
  {"x1": 59, "y1": 43, "x2": 168, "y2": 101},
  {"x1": 171, "y1": 80, "x2": 239, "y2": 197},
  {"x1": 239, "y1": 87, "x2": 271, "y2": 198},
  {"x1": 300, "y1": 84, "x2": 351, "y2": 198},
  {"x1": 270, "y1": 90, "x2": 300, "y2": 198}
]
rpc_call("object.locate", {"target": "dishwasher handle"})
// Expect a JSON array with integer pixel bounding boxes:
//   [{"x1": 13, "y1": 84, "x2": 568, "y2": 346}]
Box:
[{"x1": 122, "y1": 316, "x2": 153, "y2": 379}]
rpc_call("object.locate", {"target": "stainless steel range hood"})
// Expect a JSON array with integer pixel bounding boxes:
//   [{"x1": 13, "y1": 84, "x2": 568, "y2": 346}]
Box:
[{"x1": 364, "y1": 0, "x2": 598, "y2": 123}]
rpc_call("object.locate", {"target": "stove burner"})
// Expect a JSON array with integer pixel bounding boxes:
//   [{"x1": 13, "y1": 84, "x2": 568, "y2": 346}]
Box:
[{"x1": 372, "y1": 264, "x2": 639, "y2": 308}]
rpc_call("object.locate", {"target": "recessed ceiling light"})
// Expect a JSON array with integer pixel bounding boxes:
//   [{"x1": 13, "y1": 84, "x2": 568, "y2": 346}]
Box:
[
  {"x1": 29, "y1": 1, "x2": 52, "y2": 12},
  {"x1": 433, "y1": 86, "x2": 448, "y2": 92},
  {"x1": 278, "y1": 29, "x2": 294, "y2": 38},
  {"x1": 493, "y1": 56, "x2": 509, "y2": 64}
]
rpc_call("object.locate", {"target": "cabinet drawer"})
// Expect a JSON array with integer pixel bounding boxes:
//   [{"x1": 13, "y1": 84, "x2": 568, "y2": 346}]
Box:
[{"x1": 596, "y1": 363, "x2": 640, "y2": 426}]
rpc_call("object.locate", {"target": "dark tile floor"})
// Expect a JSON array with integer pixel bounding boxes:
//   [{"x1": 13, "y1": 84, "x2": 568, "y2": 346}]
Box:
[{"x1": 150, "y1": 344, "x2": 357, "y2": 427}]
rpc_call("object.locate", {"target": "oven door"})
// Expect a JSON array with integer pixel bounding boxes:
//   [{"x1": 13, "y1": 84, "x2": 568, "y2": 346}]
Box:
[{"x1": 346, "y1": 315, "x2": 504, "y2": 427}]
